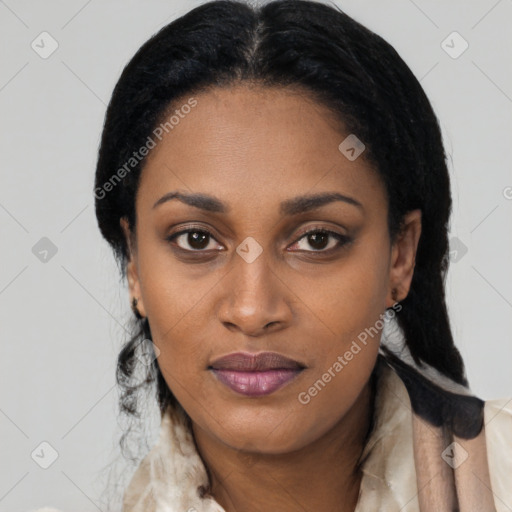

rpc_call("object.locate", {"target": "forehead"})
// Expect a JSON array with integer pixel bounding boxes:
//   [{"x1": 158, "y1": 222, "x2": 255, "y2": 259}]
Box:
[{"x1": 136, "y1": 84, "x2": 384, "y2": 215}]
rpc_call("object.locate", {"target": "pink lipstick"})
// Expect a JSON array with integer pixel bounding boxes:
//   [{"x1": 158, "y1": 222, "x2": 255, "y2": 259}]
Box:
[{"x1": 209, "y1": 351, "x2": 305, "y2": 397}]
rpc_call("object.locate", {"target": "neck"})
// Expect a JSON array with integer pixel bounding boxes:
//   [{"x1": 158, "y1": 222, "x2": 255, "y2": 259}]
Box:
[{"x1": 191, "y1": 379, "x2": 375, "y2": 512}]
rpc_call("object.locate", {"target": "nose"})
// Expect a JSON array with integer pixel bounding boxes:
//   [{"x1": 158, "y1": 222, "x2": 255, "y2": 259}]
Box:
[{"x1": 217, "y1": 254, "x2": 293, "y2": 337}]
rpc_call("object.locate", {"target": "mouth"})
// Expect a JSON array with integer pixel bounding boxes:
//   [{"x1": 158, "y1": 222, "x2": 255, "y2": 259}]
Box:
[
  {"x1": 209, "y1": 351, "x2": 306, "y2": 371},
  {"x1": 208, "y1": 351, "x2": 306, "y2": 397}
]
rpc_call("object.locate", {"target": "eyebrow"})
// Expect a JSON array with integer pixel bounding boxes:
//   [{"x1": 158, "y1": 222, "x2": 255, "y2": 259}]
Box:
[{"x1": 152, "y1": 191, "x2": 364, "y2": 215}]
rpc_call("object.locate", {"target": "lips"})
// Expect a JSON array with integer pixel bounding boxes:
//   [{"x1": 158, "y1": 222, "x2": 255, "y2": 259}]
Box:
[
  {"x1": 208, "y1": 351, "x2": 306, "y2": 396},
  {"x1": 209, "y1": 351, "x2": 305, "y2": 371}
]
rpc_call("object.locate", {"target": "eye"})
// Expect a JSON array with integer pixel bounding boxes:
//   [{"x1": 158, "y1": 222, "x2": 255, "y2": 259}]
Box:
[
  {"x1": 289, "y1": 228, "x2": 350, "y2": 253},
  {"x1": 166, "y1": 226, "x2": 351, "y2": 254},
  {"x1": 166, "y1": 228, "x2": 222, "y2": 252}
]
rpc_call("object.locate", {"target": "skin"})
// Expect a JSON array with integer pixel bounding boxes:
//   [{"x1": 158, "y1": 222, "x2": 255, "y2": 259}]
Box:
[{"x1": 120, "y1": 83, "x2": 421, "y2": 512}]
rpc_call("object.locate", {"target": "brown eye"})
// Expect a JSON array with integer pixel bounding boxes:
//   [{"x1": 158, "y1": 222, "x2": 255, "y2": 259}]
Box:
[
  {"x1": 290, "y1": 229, "x2": 350, "y2": 253},
  {"x1": 167, "y1": 229, "x2": 220, "y2": 251}
]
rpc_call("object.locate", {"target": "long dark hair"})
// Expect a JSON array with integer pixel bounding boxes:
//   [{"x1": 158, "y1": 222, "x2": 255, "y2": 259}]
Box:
[{"x1": 94, "y1": 0, "x2": 467, "y2": 457}]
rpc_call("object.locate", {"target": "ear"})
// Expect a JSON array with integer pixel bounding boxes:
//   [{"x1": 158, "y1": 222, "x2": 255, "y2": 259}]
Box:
[
  {"x1": 120, "y1": 217, "x2": 147, "y2": 318},
  {"x1": 385, "y1": 209, "x2": 422, "y2": 308}
]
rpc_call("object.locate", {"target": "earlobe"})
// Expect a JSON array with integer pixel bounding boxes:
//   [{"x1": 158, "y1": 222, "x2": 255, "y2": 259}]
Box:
[
  {"x1": 386, "y1": 209, "x2": 422, "y2": 308},
  {"x1": 127, "y1": 265, "x2": 147, "y2": 318}
]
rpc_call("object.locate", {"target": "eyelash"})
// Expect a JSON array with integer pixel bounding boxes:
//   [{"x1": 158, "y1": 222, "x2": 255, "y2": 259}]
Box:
[{"x1": 166, "y1": 226, "x2": 351, "y2": 255}]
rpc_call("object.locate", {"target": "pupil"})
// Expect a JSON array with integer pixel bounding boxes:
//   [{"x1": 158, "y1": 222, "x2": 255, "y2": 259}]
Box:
[
  {"x1": 309, "y1": 232, "x2": 328, "y2": 250},
  {"x1": 189, "y1": 231, "x2": 209, "y2": 249}
]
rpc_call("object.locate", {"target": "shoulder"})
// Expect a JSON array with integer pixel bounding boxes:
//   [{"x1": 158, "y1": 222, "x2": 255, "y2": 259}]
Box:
[{"x1": 484, "y1": 396, "x2": 512, "y2": 512}]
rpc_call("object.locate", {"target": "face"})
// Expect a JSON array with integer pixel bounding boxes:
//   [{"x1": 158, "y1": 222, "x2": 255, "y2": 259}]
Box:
[{"x1": 121, "y1": 83, "x2": 421, "y2": 455}]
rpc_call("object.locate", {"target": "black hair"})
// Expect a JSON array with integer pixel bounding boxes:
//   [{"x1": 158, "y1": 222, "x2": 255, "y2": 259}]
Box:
[{"x1": 94, "y1": 0, "x2": 468, "y2": 456}]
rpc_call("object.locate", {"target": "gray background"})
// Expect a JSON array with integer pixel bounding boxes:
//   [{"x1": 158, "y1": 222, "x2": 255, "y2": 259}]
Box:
[{"x1": 1, "y1": 0, "x2": 511, "y2": 510}]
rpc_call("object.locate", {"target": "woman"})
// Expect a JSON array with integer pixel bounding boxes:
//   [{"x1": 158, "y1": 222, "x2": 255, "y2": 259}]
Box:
[{"x1": 34, "y1": 0, "x2": 512, "y2": 511}]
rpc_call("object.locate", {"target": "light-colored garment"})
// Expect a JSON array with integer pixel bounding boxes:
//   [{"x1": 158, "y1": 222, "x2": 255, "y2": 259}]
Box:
[{"x1": 32, "y1": 351, "x2": 512, "y2": 512}]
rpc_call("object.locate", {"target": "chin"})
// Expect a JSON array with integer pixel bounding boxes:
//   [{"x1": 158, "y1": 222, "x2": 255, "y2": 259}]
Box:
[{"x1": 211, "y1": 412, "x2": 309, "y2": 454}]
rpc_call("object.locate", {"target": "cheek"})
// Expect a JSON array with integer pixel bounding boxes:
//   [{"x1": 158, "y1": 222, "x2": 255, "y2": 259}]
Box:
[
  {"x1": 135, "y1": 244, "x2": 208, "y2": 377},
  {"x1": 304, "y1": 235, "x2": 391, "y2": 344},
  {"x1": 136, "y1": 231, "x2": 208, "y2": 335}
]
